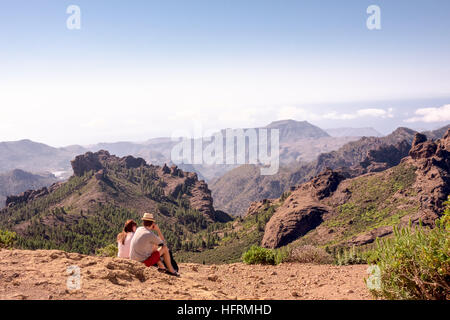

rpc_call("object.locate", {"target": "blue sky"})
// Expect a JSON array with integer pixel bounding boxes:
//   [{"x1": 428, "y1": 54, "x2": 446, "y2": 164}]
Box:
[{"x1": 1, "y1": 0, "x2": 450, "y2": 145}]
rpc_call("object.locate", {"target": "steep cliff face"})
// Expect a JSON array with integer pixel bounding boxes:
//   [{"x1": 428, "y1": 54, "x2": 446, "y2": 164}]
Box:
[
  {"x1": 403, "y1": 130, "x2": 450, "y2": 224},
  {"x1": 261, "y1": 129, "x2": 450, "y2": 249}
]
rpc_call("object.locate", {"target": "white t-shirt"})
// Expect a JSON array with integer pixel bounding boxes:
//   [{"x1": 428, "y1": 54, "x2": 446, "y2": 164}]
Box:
[
  {"x1": 130, "y1": 227, "x2": 163, "y2": 262},
  {"x1": 117, "y1": 232, "x2": 135, "y2": 258}
]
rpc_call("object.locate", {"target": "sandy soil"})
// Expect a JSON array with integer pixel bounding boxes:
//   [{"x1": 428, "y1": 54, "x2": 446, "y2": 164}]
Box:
[{"x1": 0, "y1": 249, "x2": 373, "y2": 300}]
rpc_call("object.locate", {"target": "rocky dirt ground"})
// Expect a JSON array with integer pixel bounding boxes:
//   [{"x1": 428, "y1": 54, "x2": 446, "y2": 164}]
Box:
[{"x1": 0, "y1": 249, "x2": 373, "y2": 300}]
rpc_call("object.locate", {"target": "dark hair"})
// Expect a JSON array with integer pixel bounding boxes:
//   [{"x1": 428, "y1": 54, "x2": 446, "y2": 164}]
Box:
[
  {"x1": 117, "y1": 219, "x2": 137, "y2": 245},
  {"x1": 143, "y1": 220, "x2": 154, "y2": 228}
]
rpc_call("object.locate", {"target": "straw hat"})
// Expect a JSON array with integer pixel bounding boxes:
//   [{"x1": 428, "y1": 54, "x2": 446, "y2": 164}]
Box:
[{"x1": 142, "y1": 212, "x2": 155, "y2": 222}]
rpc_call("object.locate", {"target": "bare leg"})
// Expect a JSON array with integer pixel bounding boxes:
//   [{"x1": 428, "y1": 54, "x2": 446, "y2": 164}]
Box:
[
  {"x1": 157, "y1": 246, "x2": 175, "y2": 274},
  {"x1": 156, "y1": 260, "x2": 165, "y2": 269}
]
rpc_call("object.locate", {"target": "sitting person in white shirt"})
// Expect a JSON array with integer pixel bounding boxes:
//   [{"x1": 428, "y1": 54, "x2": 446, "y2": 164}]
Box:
[
  {"x1": 117, "y1": 219, "x2": 137, "y2": 258},
  {"x1": 130, "y1": 213, "x2": 179, "y2": 277}
]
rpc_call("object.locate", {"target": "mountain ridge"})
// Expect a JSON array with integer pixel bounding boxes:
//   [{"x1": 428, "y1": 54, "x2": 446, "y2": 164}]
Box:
[
  {"x1": 0, "y1": 150, "x2": 231, "y2": 254},
  {"x1": 211, "y1": 125, "x2": 449, "y2": 216},
  {"x1": 325, "y1": 127, "x2": 383, "y2": 138},
  {"x1": 261, "y1": 128, "x2": 450, "y2": 248},
  {"x1": 0, "y1": 120, "x2": 358, "y2": 181}
]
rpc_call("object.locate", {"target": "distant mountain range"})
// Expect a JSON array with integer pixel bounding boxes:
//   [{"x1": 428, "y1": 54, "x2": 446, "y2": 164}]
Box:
[
  {"x1": 210, "y1": 125, "x2": 450, "y2": 216},
  {"x1": 0, "y1": 140, "x2": 83, "y2": 175},
  {"x1": 1, "y1": 121, "x2": 448, "y2": 214},
  {"x1": 0, "y1": 120, "x2": 362, "y2": 181},
  {"x1": 0, "y1": 169, "x2": 58, "y2": 207},
  {"x1": 265, "y1": 119, "x2": 330, "y2": 140},
  {"x1": 325, "y1": 127, "x2": 383, "y2": 137}
]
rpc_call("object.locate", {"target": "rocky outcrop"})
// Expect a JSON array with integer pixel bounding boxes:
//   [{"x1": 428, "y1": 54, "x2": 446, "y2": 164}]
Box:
[
  {"x1": 244, "y1": 198, "x2": 277, "y2": 218},
  {"x1": 71, "y1": 150, "x2": 109, "y2": 177},
  {"x1": 170, "y1": 165, "x2": 183, "y2": 177},
  {"x1": 361, "y1": 140, "x2": 411, "y2": 169},
  {"x1": 261, "y1": 169, "x2": 344, "y2": 248},
  {"x1": 404, "y1": 129, "x2": 450, "y2": 222},
  {"x1": 6, "y1": 187, "x2": 49, "y2": 207},
  {"x1": 261, "y1": 129, "x2": 450, "y2": 249},
  {"x1": 119, "y1": 156, "x2": 146, "y2": 169},
  {"x1": 309, "y1": 169, "x2": 347, "y2": 200},
  {"x1": 409, "y1": 136, "x2": 437, "y2": 160},
  {"x1": 412, "y1": 132, "x2": 428, "y2": 146},
  {"x1": 94, "y1": 169, "x2": 106, "y2": 181},
  {"x1": 71, "y1": 150, "x2": 148, "y2": 177},
  {"x1": 262, "y1": 202, "x2": 328, "y2": 248},
  {"x1": 161, "y1": 163, "x2": 171, "y2": 174},
  {"x1": 189, "y1": 180, "x2": 217, "y2": 220},
  {"x1": 347, "y1": 226, "x2": 393, "y2": 246},
  {"x1": 312, "y1": 128, "x2": 417, "y2": 177}
]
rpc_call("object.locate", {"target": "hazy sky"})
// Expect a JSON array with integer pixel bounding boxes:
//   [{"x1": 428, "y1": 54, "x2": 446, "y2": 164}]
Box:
[{"x1": 1, "y1": 0, "x2": 450, "y2": 146}]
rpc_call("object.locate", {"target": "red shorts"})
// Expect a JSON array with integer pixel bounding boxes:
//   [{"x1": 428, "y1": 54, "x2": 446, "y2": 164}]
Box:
[{"x1": 142, "y1": 251, "x2": 160, "y2": 267}]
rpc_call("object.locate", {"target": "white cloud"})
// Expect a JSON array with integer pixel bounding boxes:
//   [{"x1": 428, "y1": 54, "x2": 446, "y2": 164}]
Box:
[
  {"x1": 272, "y1": 107, "x2": 394, "y2": 122},
  {"x1": 323, "y1": 108, "x2": 394, "y2": 120},
  {"x1": 276, "y1": 106, "x2": 320, "y2": 121},
  {"x1": 404, "y1": 104, "x2": 450, "y2": 123}
]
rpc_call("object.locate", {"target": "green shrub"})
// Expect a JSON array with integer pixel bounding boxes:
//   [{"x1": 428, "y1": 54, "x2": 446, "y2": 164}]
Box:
[
  {"x1": 335, "y1": 245, "x2": 368, "y2": 265},
  {"x1": 274, "y1": 246, "x2": 292, "y2": 265},
  {"x1": 0, "y1": 229, "x2": 17, "y2": 248},
  {"x1": 288, "y1": 245, "x2": 333, "y2": 264},
  {"x1": 242, "y1": 245, "x2": 276, "y2": 265},
  {"x1": 367, "y1": 201, "x2": 450, "y2": 300},
  {"x1": 437, "y1": 197, "x2": 450, "y2": 231},
  {"x1": 95, "y1": 243, "x2": 118, "y2": 257}
]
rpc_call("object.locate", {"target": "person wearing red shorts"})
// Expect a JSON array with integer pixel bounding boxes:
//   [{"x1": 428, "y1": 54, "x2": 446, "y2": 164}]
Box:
[{"x1": 130, "y1": 213, "x2": 179, "y2": 277}]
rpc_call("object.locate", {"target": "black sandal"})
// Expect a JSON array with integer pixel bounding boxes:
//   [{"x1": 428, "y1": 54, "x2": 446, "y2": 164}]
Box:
[{"x1": 165, "y1": 270, "x2": 180, "y2": 277}]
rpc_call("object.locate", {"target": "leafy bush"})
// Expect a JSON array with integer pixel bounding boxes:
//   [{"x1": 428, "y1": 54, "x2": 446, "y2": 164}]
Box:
[
  {"x1": 242, "y1": 245, "x2": 276, "y2": 265},
  {"x1": 95, "y1": 243, "x2": 118, "y2": 257},
  {"x1": 157, "y1": 203, "x2": 171, "y2": 216},
  {"x1": 0, "y1": 229, "x2": 17, "y2": 248},
  {"x1": 288, "y1": 245, "x2": 333, "y2": 264},
  {"x1": 280, "y1": 191, "x2": 291, "y2": 202},
  {"x1": 274, "y1": 246, "x2": 292, "y2": 265},
  {"x1": 367, "y1": 200, "x2": 450, "y2": 300},
  {"x1": 334, "y1": 246, "x2": 368, "y2": 265}
]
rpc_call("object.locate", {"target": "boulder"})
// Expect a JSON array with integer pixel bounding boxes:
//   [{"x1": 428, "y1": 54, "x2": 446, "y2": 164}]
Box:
[
  {"x1": 120, "y1": 156, "x2": 146, "y2": 169},
  {"x1": 310, "y1": 169, "x2": 346, "y2": 200},
  {"x1": 161, "y1": 164, "x2": 170, "y2": 174},
  {"x1": 412, "y1": 132, "x2": 427, "y2": 146},
  {"x1": 71, "y1": 151, "x2": 109, "y2": 177},
  {"x1": 261, "y1": 203, "x2": 328, "y2": 248}
]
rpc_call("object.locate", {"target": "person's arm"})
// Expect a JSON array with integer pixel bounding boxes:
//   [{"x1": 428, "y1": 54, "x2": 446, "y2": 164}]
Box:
[{"x1": 152, "y1": 224, "x2": 165, "y2": 243}]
